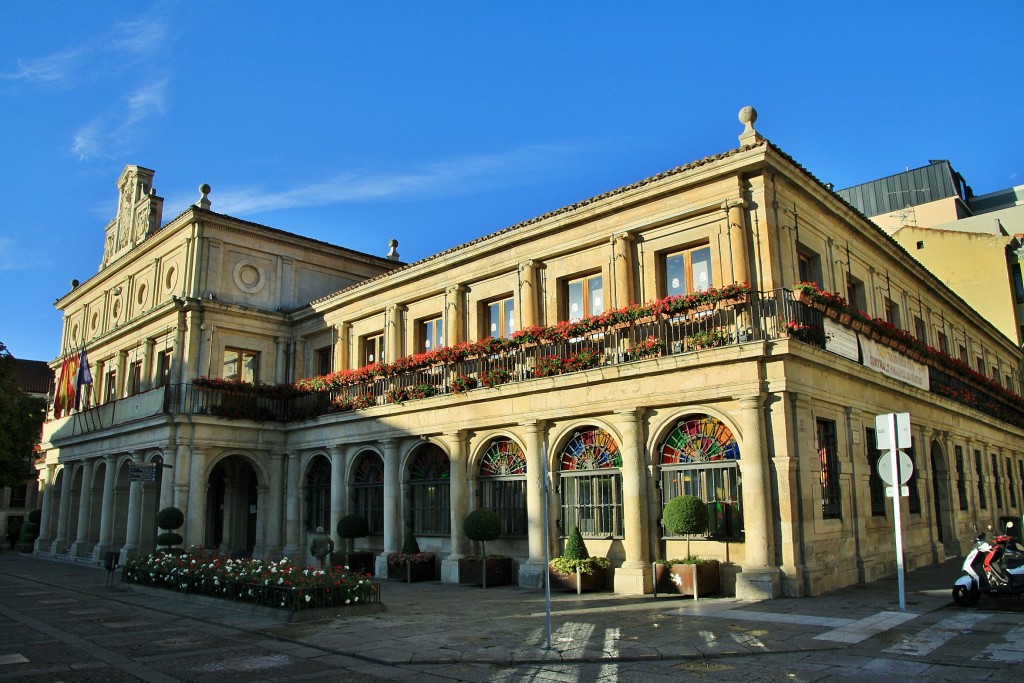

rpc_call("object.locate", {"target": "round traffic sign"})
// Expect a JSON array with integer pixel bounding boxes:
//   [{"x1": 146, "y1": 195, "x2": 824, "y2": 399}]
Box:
[{"x1": 877, "y1": 450, "x2": 914, "y2": 486}]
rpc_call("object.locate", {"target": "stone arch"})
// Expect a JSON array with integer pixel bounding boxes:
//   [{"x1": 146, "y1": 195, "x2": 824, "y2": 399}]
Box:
[
  {"x1": 111, "y1": 457, "x2": 132, "y2": 553},
  {"x1": 405, "y1": 442, "x2": 451, "y2": 541},
  {"x1": 43, "y1": 466, "x2": 66, "y2": 546},
  {"x1": 65, "y1": 463, "x2": 84, "y2": 551},
  {"x1": 206, "y1": 453, "x2": 262, "y2": 557},
  {"x1": 349, "y1": 448, "x2": 385, "y2": 535},
  {"x1": 471, "y1": 434, "x2": 528, "y2": 539},
  {"x1": 84, "y1": 459, "x2": 106, "y2": 549},
  {"x1": 303, "y1": 453, "x2": 332, "y2": 534},
  {"x1": 551, "y1": 424, "x2": 623, "y2": 540}
]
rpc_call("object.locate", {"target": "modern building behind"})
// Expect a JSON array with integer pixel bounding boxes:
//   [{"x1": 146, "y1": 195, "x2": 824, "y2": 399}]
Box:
[{"x1": 35, "y1": 109, "x2": 1024, "y2": 599}]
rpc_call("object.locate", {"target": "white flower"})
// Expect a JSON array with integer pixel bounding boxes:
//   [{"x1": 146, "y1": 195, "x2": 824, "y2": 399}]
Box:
[
  {"x1": 278, "y1": 577, "x2": 284, "y2": 585},
  {"x1": 345, "y1": 599, "x2": 351, "y2": 604},
  {"x1": 671, "y1": 573, "x2": 683, "y2": 586},
  {"x1": 304, "y1": 595, "x2": 311, "y2": 603}
]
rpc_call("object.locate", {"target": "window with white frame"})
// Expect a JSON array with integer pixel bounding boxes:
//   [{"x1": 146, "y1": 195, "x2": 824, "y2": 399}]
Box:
[
  {"x1": 421, "y1": 317, "x2": 444, "y2": 353},
  {"x1": 223, "y1": 348, "x2": 259, "y2": 383},
  {"x1": 566, "y1": 274, "x2": 603, "y2": 322},
  {"x1": 486, "y1": 297, "x2": 516, "y2": 339},
  {"x1": 665, "y1": 245, "x2": 712, "y2": 296}
]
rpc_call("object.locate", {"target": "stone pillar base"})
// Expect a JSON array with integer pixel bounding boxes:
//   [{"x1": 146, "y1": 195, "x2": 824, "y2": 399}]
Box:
[
  {"x1": 118, "y1": 546, "x2": 143, "y2": 566},
  {"x1": 49, "y1": 539, "x2": 68, "y2": 555},
  {"x1": 91, "y1": 543, "x2": 112, "y2": 563},
  {"x1": 518, "y1": 561, "x2": 548, "y2": 589},
  {"x1": 440, "y1": 557, "x2": 461, "y2": 584},
  {"x1": 374, "y1": 553, "x2": 389, "y2": 579},
  {"x1": 613, "y1": 563, "x2": 653, "y2": 595},
  {"x1": 735, "y1": 567, "x2": 781, "y2": 600},
  {"x1": 68, "y1": 541, "x2": 92, "y2": 559},
  {"x1": 282, "y1": 544, "x2": 302, "y2": 561}
]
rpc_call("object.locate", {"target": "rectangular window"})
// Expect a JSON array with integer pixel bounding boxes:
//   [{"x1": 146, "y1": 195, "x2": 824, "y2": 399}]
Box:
[
  {"x1": 817, "y1": 419, "x2": 841, "y2": 519},
  {"x1": 223, "y1": 348, "x2": 259, "y2": 383},
  {"x1": 411, "y1": 481, "x2": 451, "y2": 536},
  {"x1": 314, "y1": 346, "x2": 332, "y2": 376},
  {"x1": 9, "y1": 483, "x2": 27, "y2": 509},
  {"x1": 104, "y1": 369, "x2": 117, "y2": 403},
  {"x1": 847, "y1": 275, "x2": 867, "y2": 314},
  {"x1": 566, "y1": 274, "x2": 604, "y2": 322},
  {"x1": 959, "y1": 344, "x2": 968, "y2": 364},
  {"x1": 992, "y1": 453, "x2": 1003, "y2": 509},
  {"x1": 661, "y1": 464, "x2": 743, "y2": 538},
  {"x1": 914, "y1": 316, "x2": 927, "y2": 344},
  {"x1": 976, "y1": 450, "x2": 987, "y2": 510},
  {"x1": 665, "y1": 245, "x2": 712, "y2": 296},
  {"x1": 362, "y1": 333, "x2": 384, "y2": 366},
  {"x1": 486, "y1": 297, "x2": 516, "y2": 339},
  {"x1": 1008, "y1": 457, "x2": 1017, "y2": 508},
  {"x1": 481, "y1": 479, "x2": 527, "y2": 537},
  {"x1": 907, "y1": 445, "x2": 921, "y2": 514},
  {"x1": 955, "y1": 446, "x2": 969, "y2": 511},
  {"x1": 797, "y1": 248, "x2": 821, "y2": 287},
  {"x1": 865, "y1": 428, "x2": 886, "y2": 517},
  {"x1": 977, "y1": 356, "x2": 985, "y2": 374},
  {"x1": 1012, "y1": 262, "x2": 1024, "y2": 304},
  {"x1": 155, "y1": 349, "x2": 172, "y2": 387},
  {"x1": 560, "y1": 473, "x2": 623, "y2": 537},
  {"x1": 421, "y1": 317, "x2": 444, "y2": 352},
  {"x1": 937, "y1": 331, "x2": 949, "y2": 356},
  {"x1": 884, "y1": 297, "x2": 902, "y2": 329},
  {"x1": 126, "y1": 360, "x2": 142, "y2": 396}
]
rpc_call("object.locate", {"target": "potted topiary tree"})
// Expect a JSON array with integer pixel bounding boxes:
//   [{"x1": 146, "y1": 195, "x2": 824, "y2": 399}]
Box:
[
  {"x1": 17, "y1": 509, "x2": 41, "y2": 553},
  {"x1": 155, "y1": 506, "x2": 185, "y2": 550},
  {"x1": 387, "y1": 533, "x2": 436, "y2": 582},
  {"x1": 335, "y1": 514, "x2": 374, "y2": 574},
  {"x1": 548, "y1": 526, "x2": 610, "y2": 593},
  {"x1": 657, "y1": 495, "x2": 720, "y2": 598},
  {"x1": 459, "y1": 509, "x2": 512, "y2": 588}
]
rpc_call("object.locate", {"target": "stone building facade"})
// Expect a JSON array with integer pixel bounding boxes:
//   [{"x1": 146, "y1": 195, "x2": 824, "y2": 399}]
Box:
[{"x1": 36, "y1": 110, "x2": 1024, "y2": 598}]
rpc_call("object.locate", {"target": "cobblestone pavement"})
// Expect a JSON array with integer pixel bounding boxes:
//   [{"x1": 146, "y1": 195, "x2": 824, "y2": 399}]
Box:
[{"x1": 1, "y1": 551, "x2": 1022, "y2": 681}]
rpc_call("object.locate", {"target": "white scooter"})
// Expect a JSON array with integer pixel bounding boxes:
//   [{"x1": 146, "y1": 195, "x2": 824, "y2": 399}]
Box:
[{"x1": 953, "y1": 517, "x2": 1024, "y2": 607}]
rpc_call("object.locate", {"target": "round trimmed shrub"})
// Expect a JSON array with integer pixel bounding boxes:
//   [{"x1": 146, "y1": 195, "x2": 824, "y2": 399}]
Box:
[
  {"x1": 337, "y1": 514, "x2": 369, "y2": 540},
  {"x1": 663, "y1": 495, "x2": 709, "y2": 536},
  {"x1": 27, "y1": 509, "x2": 41, "y2": 524},
  {"x1": 464, "y1": 509, "x2": 501, "y2": 543},
  {"x1": 156, "y1": 507, "x2": 184, "y2": 531},
  {"x1": 157, "y1": 531, "x2": 183, "y2": 548}
]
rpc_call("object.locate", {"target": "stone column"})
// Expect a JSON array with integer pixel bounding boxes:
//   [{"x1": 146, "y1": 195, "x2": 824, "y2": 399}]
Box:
[
  {"x1": 172, "y1": 307, "x2": 187, "y2": 385},
  {"x1": 330, "y1": 445, "x2": 348, "y2": 549},
  {"x1": 69, "y1": 459, "x2": 95, "y2": 558},
  {"x1": 275, "y1": 337, "x2": 289, "y2": 384},
  {"x1": 35, "y1": 465, "x2": 55, "y2": 552},
  {"x1": 142, "y1": 338, "x2": 155, "y2": 391},
  {"x1": 283, "y1": 452, "x2": 302, "y2": 559},
  {"x1": 120, "y1": 453, "x2": 144, "y2": 563},
  {"x1": 614, "y1": 408, "x2": 653, "y2": 594},
  {"x1": 724, "y1": 199, "x2": 750, "y2": 285},
  {"x1": 519, "y1": 421, "x2": 548, "y2": 588},
  {"x1": 446, "y1": 286, "x2": 464, "y2": 346},
  {"x1": 611, "y1": 233, "x2": 634, "y2": 309},
  {"x1": 159, "y1": 448, "x2": 176, "y2": 511},
  {"x1": 51, "y1": 464, "x2": 74, "y2": 554},
  {"x1": 734, "y1": 394, "x2": 780, "y2": 598},
  {"x1": 91, "y1": 454, "x2": 118, "y2": 561},
  {"x1": 92, "y1": 359, "x2": 105, "y2": 406},
  {"x1": 442, "y1": 431, "x2": 469, "y2": 583},
  {"x1": 197, "y1": 324, "x2": 214, "y2": 380},
  {"x1": 519, "y1": 260, "x2": 538, "y2": 328},
  {"x1": 264, "y1": 453, "x2": 284, "y2": 558},
  {"x1": 377, "y1": 438, "x2": 401, "y2": 577},
  {"x1": 185, "y1": 448, "x2": 207, "y2": 549},
  {"x1": 386, "y1": 304, "x2": 405, "y2": 363},
  {"x1": 335, "y1": 323, "x2": 351, "y2": 371},
  {"x1": 116, "y1": 351, "x2": 128, "y2": 399},
  {"x1": 293, "y1": 337, "x2": 306, "y2": 383}
]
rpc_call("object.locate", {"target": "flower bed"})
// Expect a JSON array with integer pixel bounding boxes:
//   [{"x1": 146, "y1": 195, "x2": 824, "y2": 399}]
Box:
[{"x1": 123, "y1": 551, "x2": 379, "y2": 612}]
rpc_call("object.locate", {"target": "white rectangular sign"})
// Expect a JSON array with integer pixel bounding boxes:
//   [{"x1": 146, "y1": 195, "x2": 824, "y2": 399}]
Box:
[
  {"x1": 824, "y1": 318, "x2": 859, "y2": 361},
  {"x1": 860, "y1": 336, "x2": 930, "y2": 391},
  {"x1": 875, "y1": 412, "x2": 912, "y2": 450}
]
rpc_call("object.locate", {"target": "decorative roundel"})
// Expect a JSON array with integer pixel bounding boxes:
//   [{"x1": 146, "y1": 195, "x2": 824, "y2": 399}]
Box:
[
  {"x1": 232, "y1": 260, "x2": 266, "y2": 294},
  {"x1": 560, "y1": 428, "x2": 621, "y2": 471},
  {"x1": 111, "y1": 299, "x2": 122, "y2": 320},
  {"x1": 164, "y1": 266, "x2": 177, "y2": 291},
  {"x1": 71, "y1": 323, "x2": 80, "y2": 342},
  {"x1": 91, "y1": 312, "x2": 99, "y2": 331},
  {"x1": 137, "y1": 283, "x2": 147, "y2": 307},
  {"x1": 660, "y1": 415, "x2": 739, "y2": 465},
  {"x1": 479, "y1": 438, "x2": 526, "y2": 477},
  {"x1": 353, "y1": 452, "x2": 384, "y2": 484}
]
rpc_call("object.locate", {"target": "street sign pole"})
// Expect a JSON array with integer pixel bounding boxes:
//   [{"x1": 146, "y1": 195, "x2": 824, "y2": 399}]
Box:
[
  {"x1": 888, "y1": 412, "x2": 907, "y2": 611},
  {"x1": 541, "y1": 441, "x2": 552, "y2": 650}
]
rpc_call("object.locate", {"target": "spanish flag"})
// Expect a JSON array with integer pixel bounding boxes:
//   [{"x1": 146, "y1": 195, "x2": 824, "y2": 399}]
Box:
[{"x1": 53, "y1": 352, "x2": 80, "y2": 419}]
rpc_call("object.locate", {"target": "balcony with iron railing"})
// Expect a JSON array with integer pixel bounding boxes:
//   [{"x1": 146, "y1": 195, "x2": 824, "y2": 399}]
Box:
[{"x1": 44, "y1": 287, "x2": 1024, "y2": 441}]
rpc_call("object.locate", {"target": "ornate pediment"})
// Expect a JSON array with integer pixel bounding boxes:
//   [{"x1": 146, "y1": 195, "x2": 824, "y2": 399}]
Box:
[{"x1": 101, "y1": 165, "x2": 164, "y2": 270}]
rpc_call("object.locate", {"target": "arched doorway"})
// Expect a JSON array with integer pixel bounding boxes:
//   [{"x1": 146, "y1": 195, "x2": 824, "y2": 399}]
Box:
[
  {"x1": 351, "y1": 451, "x2": 384, "y2": 536},
  {"x1": 407, "y1": 444, "x2": 450, "y2": 541},
  {"x1": 304, "y1": 455, "x2": 331, "y2": 534},
  {"x1": 208, "y1": 455, "x2": 259, "y2": 557},
  {"x1": 930, "y1": 440, "x2": 955, "y2": 558}
]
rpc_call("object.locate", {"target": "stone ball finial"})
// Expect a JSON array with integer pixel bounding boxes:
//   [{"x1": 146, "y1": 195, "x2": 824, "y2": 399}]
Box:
[
  {"x1": 199, "y1": 183, "x2": 211, "y2": 194},
  {"x1": 196, "y1": 183, "x2": 212, "y2": 210},
  {"x1": 387, "y1": 239, "x2": 400, "y2": 261},
  {"x1": 738, "y1": 106, "x2": 762, "y2": 145}
]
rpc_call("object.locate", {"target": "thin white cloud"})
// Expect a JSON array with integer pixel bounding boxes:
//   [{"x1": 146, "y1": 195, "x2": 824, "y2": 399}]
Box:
[
  {"x1": 208, "y1": 144, "x2": 576, "y2": 215},
  {"x1": 71, "y1": 119, "x2": 104, "y2": 161},
  {"x1": 0, "y1": 237, "x2": 49, "y2": 272},
  {"x1": 70, "y1": 79, "x2": 169, "y2": 161},
  {"x1": 0, "y1": 48, "x2": 90, "y2": 84},
  {"x1": 108, "y1": 19, "x2": 168, "y2": 56}
]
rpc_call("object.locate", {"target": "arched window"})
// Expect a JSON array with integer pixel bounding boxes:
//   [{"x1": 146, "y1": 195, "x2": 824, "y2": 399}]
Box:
[
  {"x1": 559, "y1": 427, "x2": 623, "y2": 538},
  {"x1": 304, "y1": 456, "x2": 331, "y2": 532},
  {"x1": 479, "y1": 438, "x2": 527, "y2": 537},
  {"x1": 409, "y1": 445, "x2": 450, "y2": 536},
  {"x1": 659, "y1": 415, "x2": 743, "y2": 539},
  {"x1": 352, "y1": 452, "x2": 384, "y2": 534}
]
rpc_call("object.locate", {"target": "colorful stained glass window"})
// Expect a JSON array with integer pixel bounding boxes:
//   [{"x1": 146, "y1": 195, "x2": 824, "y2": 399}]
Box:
[
  {"x1": 352, "y1": 451, "x2": 384, "y2": 484},
  {"x1": 660, "y1": 416, "x2": 739, "y2": 464},
  {"x1": 480, "y1": 438, "x2": 526, "y2": 477},
  {"x1": 410, "y1": 445, "x2": 450, "y2": 480},
  {"x1": 559, "y1": 428, "x2": 621, "y2": 471}
]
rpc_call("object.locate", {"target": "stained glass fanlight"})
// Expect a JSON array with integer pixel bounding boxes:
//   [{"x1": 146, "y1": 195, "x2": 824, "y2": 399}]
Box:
[
  {"x1": 560, "y1": 427, "x2": 622, "y2": 470},
  {"x1": 660, "y1": 416, "x2": 739, "y2": 464},
  {"x1": 410, "y1": 445, "x2": 450, "y2": 480},
  {"x1": 353, "y1": 451, "x2": 384, "y2": 484},
  {"x1": 480, "y1": 438, "x2": 526, "y2": 476}
]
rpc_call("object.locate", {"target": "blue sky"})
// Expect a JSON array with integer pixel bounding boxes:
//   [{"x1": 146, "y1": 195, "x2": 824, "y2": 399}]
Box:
[{"x1": 1, "y1": 1, "x2": 1021, "y2": 362}]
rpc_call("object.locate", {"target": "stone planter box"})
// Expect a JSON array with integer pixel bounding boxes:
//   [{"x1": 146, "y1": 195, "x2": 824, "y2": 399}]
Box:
[
  {"x1": 334, "y1": 551, "x2": 375, "y2": 575},
  {"x1": 458, "y1": 557, "x2": 514, "y2": 587},
  {"x1": 387, "y1": 560, "x2": 436, "y2": 582},
  {"x1": 548, "y1": 566, "x2": 609, "y2": 593},
  {"x1": 654, "y1": 560, "x2": 720, "y2": 598}
]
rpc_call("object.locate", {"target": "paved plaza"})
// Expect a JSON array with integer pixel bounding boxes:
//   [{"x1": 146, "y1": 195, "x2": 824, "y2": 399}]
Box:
[{"x1": 0, "y1": 552, "x2": 1022, "y2": 681}]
